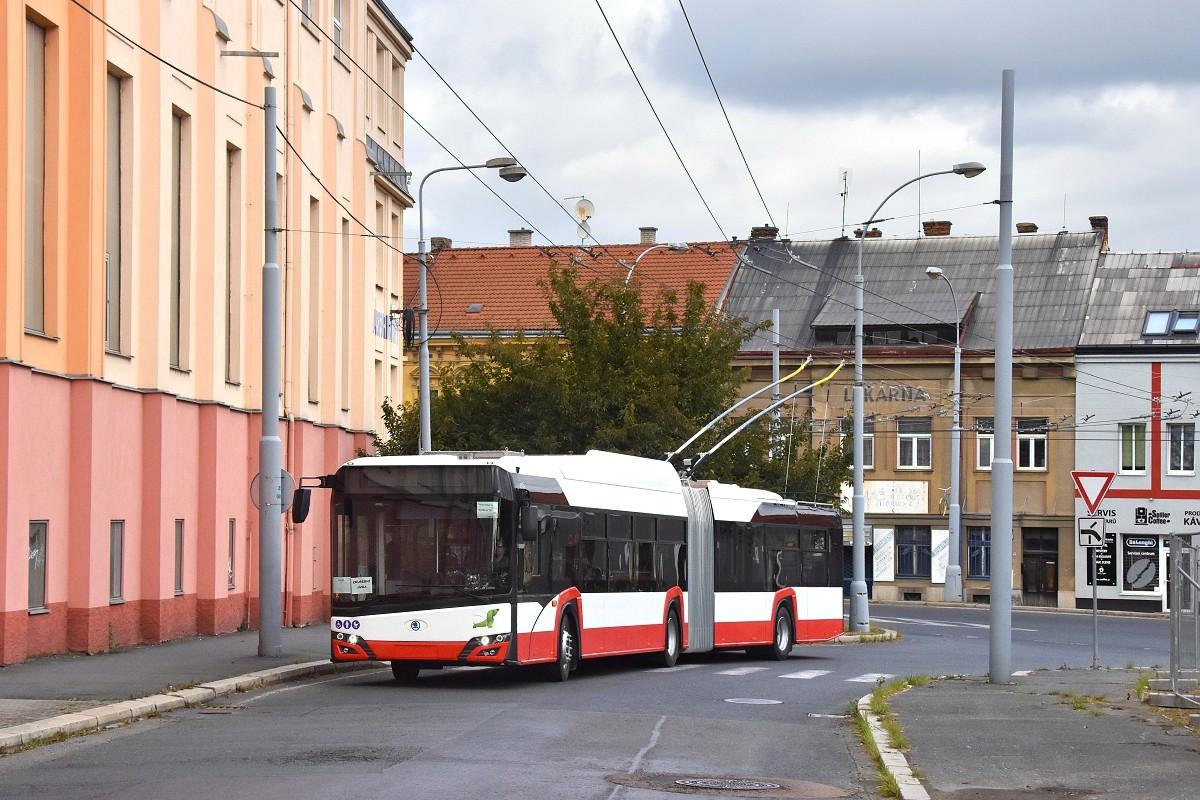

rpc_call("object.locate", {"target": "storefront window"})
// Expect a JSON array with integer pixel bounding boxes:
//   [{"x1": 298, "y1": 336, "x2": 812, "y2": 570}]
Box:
[{"x1": 896, "y1": 525, "x2": 931, "y2": 578}]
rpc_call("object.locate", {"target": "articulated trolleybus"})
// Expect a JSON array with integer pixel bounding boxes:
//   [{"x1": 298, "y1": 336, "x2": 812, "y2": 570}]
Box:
[{"x1": 322, "y1": 450, "x2": 843, "y2": 682}]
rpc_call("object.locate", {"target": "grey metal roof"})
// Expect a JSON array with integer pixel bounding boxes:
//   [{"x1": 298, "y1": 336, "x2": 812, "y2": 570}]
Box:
[
  {"x1": 725, "y1": 231, "x2": 1102, "y2": 352},
  {"x1": 1078, "y1": 252, "x2": 1200, "y2": 347}
]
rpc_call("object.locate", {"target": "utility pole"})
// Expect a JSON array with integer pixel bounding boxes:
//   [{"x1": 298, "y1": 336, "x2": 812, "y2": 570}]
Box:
[
  {"x1": 771, "y1": 309, "x2": 781, "y2": 458},
  {"x1": 258, "y1": 85, "x2": 282, "y2": 657},
  {"x1": 989, "y1": 69, "x2": 1016, "y2": 684}
]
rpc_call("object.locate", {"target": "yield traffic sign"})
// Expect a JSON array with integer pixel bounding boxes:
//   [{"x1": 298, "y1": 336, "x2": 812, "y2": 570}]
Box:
[
  {"x1": 1077, "y1": 516, "x2": 1106, "y2": 548},
  {"x1": 1071, "y1": 471, "x2": 1115, "y2": 515}
]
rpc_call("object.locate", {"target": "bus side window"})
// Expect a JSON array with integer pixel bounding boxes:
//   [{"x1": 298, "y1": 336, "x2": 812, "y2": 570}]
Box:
[
  {"x1": 550, "y1": 512, "x2": 580, "y2": 593},
  {"x1": 578, "y1": 538, "x2": 606, "y2": 592},
  {"x1": 799, "y1": 528, "x2": 829, "y2": 586},
  {"x1": 634, "y1": 541, "x2": 655, "y2": 590}
]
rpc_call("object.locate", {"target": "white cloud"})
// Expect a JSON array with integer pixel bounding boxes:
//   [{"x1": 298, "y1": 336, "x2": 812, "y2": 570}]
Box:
[{"x1": 396, "y1": 0, "x2": 1200, "y2": 253}]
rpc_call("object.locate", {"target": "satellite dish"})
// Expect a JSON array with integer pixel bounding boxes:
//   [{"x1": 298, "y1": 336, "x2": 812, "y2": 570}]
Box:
[
  {"x1": 576, "y1": 220, "x2": 592, "y2": 242},
  {"x1": 574, "y1": 197, "x2": 595, "y2": 222}
]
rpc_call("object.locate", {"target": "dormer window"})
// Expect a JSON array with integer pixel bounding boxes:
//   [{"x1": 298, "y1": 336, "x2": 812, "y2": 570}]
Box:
[{"x1": 1143, "y1": 310, "x2": 1199, "y2": 337}]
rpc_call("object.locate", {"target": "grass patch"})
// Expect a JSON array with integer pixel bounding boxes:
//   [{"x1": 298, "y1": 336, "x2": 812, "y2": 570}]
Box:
[
  {"x1": 1132, "y1": 672, "x2": 1153, "y2": 700},
  {"x1": 1053, "y1": 691, "x2": 1106, "y2": 713},
  {"x1": 849, "y1": 676, "x2": 936, "y2": 794},
  {"x1": 877, "y1": 769, "x2": 901, "y2": 798},
  {"x1": 881, "y1": 715, "x2": 909, "y2": 750}
]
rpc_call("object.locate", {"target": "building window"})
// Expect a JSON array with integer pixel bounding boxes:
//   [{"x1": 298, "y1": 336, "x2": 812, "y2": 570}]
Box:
[
  {"x1": 25, "y1": 20, "x2": 47, "y2": 334},
  {"x1": 105, "y1": 71, "x2": 129, "y2": 352},
  {"x1": 1142, "y1": 310, "x2": 1200, "y2": 337},
  {"x1": 967, "y1": 526, "x2": 991, "y2": 578},
  {"x1": 1169, "y1": 423, "x2": 1196, "y2": 474},
  {"x1": 308, "y1": 197, "x2": 321, "y2": 403},
  {"x1": 332, "y1": 0, "x2": 345, "y2": 59},
  {"x1": 1120, "y1": 422, "x2": 1146, "y2": 474},
  {"x1": 1017, "y1": 418, "x2": 1048, "y2": 471},
  {"x1": 228, "y1": 519, "x2": 237, "y2": 590},
  {"x1": 169, "y1": 110, "x2": 190, "y2": 369},
  {"x1": 340, "y1": 217, "x2": 351, "y2": 411},
  {"x1": 29, "y1": 521, "x2": 48, "y2": 611},
  {"x1": 225, "y1": 145, "x2": 242, "y2": 383},
  {"x1": 896, "y1": 526, "x2": 931, "y2": 579},
  {"x1": 174, "y1": 519, "x2": 185, "y2": 595},
  {"x1": 897, "y1": 417, "x2": 932, "y2": 469},
  {"x1": 301, "y1": 0, "x2": 318, "y2": 31},
  {"x1": 110, "y1": 521, "x2": 124, "y2": 602},
  {"x1": 976, "y1": 417, "x2": 993, "y2": 471},
  {"x1": 841, "y1": 417, "x2": 875, "y2": 469}
]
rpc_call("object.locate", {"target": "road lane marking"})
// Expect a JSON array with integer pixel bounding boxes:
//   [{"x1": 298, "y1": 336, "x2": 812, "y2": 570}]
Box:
[
  {"x1": 846, "y1": 673, "x2": 894, "y2": 683},
  {"x1": 874, "y1": 615, "x2": 1038, "y2": 633},
  {"x1": 779, "y1": 669, "x2": 832, "y2": 680},
  {"x1": 715, "y1": 666, "x2": 769, "y2": 676}
]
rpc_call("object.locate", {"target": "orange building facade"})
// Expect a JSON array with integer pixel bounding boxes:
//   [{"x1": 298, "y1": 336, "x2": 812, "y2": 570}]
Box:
[{"x1": 1, "y1": 0, "x2": 413, "y2": 664}]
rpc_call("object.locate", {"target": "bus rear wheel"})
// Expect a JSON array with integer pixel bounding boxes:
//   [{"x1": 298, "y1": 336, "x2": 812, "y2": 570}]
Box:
[
  {"x1": 391, "y1": 662, "x2": 420, "y2": 684},
  {"x1": 654, "y1": 607, "x2": 681, "y2": 668},
  {"x1": 754, "y1": 606, "x2": 794, "y2": 661},
  {"x1": 548, "y1": 616, "x2": 577, "y2": 682}
]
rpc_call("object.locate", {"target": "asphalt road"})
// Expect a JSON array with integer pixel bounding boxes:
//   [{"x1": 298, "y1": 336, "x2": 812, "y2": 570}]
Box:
[{"x1": 0, "y1": 604, "x2": 1171, "y2": 800}]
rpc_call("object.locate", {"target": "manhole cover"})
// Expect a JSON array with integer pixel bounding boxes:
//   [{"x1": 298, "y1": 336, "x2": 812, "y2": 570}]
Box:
[
  {"x1": 676, "y1": 778, "x2": 783, "y2": 791},
  {"x1": 724, "y1": 697, "x2": 783, "y2": 705}
]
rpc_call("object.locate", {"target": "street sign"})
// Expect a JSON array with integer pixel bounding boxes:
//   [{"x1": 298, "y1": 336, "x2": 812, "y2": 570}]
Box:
[
  {"x1": 1071, "y1": 471, "x2": 1115, "y2": 515},
  {"x1": 250, "y1": 469, "x2": 296, "y2": 512},
  {"x1": 1077, "y1": 516, "x2": 1106, "y2": 548}
]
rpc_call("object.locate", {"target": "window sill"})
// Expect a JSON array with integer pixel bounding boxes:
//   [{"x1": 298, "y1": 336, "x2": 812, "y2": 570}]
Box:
[
  {"x1": 28, "y1": 607, "x2": 49, "y2": 616},
  {"x1": 1167, "y1": 471, "x2": 1197, "y2": 477},
  {"x1": 896, "y1": 466, "x2": 933, "y2": 472},
  {"x1": 1016, "y1": 467, "x2": 1048, "y2": 473},
  {"x1": 1118, "y1": 470, "x2": 1147, "y2": 476},
  {"x1": 170, "y1": 366, "x2": 191, "y2": 375},
  {"x1": 334, "y1": 52, "x2": 351, "y2": 73},
  {"x1": 174, "y1": 590, "x2": 185, "y2": 597},
  {"x1": 226, "y1": 380, "x2": 242, "y2": 388},
  {"x1": 976, "y1": 467, "x2": 993, "y2": 472},
  {"x1": 110, "y1": 598, "x2": 124, "y2": 606},
  {"x1": 24, "y1": 329, "x2": 59, "y2": 342},
  {"x1": 105, "y1": 348, "x2": 133, "y2": 360},
  {"x1": 301, "y1": 19, "x2": 321, "y2": 43}
]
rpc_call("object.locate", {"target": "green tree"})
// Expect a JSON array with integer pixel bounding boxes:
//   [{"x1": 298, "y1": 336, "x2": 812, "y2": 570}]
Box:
[{"x1": 369, "y1": 265, "x2": 851, "y2": 503}]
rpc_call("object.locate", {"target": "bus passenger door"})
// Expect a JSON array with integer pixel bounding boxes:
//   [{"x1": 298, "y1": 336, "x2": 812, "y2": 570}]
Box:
[{"x1": 682, "y1": 485, "x2": 714, "y2": 653}]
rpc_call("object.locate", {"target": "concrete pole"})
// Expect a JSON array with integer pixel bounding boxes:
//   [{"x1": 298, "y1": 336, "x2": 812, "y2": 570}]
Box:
[
  {"x1": 947, "y1": 308, "x2": 963, "y2": 602},
  {"x1": 850, "y1": 232, "x2": 870, "y2": 631},
  {"x1": 258, "y1": 85, "x2": 283, "y2": 657},
  {"x1": 989, "y1": 69, "x2": 1016, "y2": 684},
  {"x1": 771, "y1": 309, "x2": 781, "y2": 458},
  {"x1": 417, "y1": 234, "x2": 431, "y2": 454}
]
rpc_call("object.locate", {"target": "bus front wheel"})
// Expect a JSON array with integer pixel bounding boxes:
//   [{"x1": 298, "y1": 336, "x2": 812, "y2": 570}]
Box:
[
  {"x1": 655, "y1": 607, "x2": 681, "y2": 668},
  {"x1": 391, "y1": 662, "x2": 420, "y2": 684},
  {"x1": 549, "y1": 616, "x2": 577, "y2": 682}
]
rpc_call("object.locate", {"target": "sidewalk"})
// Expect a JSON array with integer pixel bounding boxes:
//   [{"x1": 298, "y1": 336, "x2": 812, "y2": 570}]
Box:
[
  {"x1": 0, "y1": 626, "x2": 336, "y2": 733},
  {"x1": 884, "y1": 669, "x2": 1200, "y2": 799}
]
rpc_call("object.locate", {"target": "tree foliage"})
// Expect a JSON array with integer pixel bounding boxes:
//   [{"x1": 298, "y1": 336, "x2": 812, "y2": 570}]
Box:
[{"x1": 370, "y1": 266, "x2": 851, "y2": 504}]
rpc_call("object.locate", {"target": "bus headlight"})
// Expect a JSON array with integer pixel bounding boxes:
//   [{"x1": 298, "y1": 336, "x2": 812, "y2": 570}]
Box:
[{"x1": 348, "y1": 634, "x2": 359, "y2": 645}]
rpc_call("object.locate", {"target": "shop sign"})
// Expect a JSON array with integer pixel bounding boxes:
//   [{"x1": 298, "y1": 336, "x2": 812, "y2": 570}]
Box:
[
  {"x1": 843, "y1": 384, "x2": 931, "y2": 403},
  {"x1": 1122, "y1": 534, "x2": 1160, "y2": 592},
  {"x1": 1086, "y1": 531, "x2": 1117, "y2": 587}
]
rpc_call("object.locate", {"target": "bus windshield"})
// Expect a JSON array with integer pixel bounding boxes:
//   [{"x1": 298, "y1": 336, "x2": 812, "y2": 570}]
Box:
[{"x1": 332, "y1": 465, "x2": 513, "y2": 608}]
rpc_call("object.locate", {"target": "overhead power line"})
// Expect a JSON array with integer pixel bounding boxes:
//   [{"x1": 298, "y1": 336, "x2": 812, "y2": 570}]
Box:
[
  {"x1": 676, "y1": 0, "x2": 774, "y2": 228},
  {"x1": 593, "y1": 0, "x2": 730, "y2": 242}
]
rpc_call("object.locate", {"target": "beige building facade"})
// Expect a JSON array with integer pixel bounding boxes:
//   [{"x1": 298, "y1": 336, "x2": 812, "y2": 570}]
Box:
[{"x1": 1, "y1": 0, "x2": 411, "y2": 663}]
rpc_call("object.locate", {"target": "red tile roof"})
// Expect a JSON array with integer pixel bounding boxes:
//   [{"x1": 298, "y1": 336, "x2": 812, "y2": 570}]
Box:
[{"x1": 402, "y1": 242, "x2": 738, "y2": 335}]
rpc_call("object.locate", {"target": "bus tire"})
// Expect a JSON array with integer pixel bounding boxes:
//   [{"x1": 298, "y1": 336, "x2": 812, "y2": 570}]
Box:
[
  {"x1": 655, "y1": 606, "x2": 681, "y2": 668},
  {"x1": 391, "y1": 662, "x2": 420, "y2": 684},
  {"x1": 765, "y1": 605, "x2": 794, "y2": 661},
  {"x1": 548, "y1": 615, "x2": 577, "y2": 682}
]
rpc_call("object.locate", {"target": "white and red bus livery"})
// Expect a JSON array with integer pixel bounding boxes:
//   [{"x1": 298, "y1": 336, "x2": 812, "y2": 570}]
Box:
[{"x1": 321, "y1": 450, "x2": 843, "y2": 682}]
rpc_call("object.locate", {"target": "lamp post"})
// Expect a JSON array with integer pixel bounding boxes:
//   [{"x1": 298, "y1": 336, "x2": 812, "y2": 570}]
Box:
[
  {"x1": 622, "y1": 242, "x2": 690, "y2": 285},
  {"x1": 416, "y1": 158, "x2": 527, "y2": 454},
  {"x1": 849, "y1": 161, "x2": 985, "y2": 632},
  {"x1": 926, "y1": 266, "x2": 962, "y2": 602}
]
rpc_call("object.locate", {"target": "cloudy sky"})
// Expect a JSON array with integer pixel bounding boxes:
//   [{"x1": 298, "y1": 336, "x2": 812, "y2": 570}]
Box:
[{"x1": 394, "y1": 0, "x2": 1200, "y2": 254}]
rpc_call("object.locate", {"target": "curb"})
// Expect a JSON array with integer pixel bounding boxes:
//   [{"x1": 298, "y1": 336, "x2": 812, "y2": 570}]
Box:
[
  {"x1": 858, "y1": 690, "x2": 929, "y2": 800},
  {"x1": 0, "y1": 659, "x2": 374, "y2": 754},
  {"x1": 832, "y1": 627, "x2": 900, "y2": 644}
]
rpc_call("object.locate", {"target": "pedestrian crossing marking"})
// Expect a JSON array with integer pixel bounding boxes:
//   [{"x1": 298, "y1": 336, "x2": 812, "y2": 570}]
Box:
[
  {"x1": 846, "y1": 672, "x2": 894, "y2": 683},
  {"x1": 646, "y1": 663, "x2": 703, "y2": 673},
  {"x1": 715, "y1": 666, "x2": 769, "y2": 676},
  {"x1": 779, "y1": 669, "x2": 832, "y2": 680}
]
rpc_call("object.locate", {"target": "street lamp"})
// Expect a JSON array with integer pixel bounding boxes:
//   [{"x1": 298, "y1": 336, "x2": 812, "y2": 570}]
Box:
[
  {"x1": 849, "y1": 161, "x2": 985, "y2": 633},
  {"x1": 926, "y1": 265, "x2": 963, "y2": 603},
  {"x1": 416, "y1": 158, "x2": 527, "y2": 454},
  {"x1": 622, "y1": 242, "x2": 690, "y2": 285}
]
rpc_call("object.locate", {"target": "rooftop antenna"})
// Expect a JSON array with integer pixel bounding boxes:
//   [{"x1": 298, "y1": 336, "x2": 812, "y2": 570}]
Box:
[
  {"x1": 1061, "y1": 194, "x2": 1068, "y2": 232},
  {"x1": 564, "y1": 195, "x2": 594, "y2": 244},
  {"x1": 838, "y1": 168, "x2": 850, "y2": 238},
  {"x1": 917, "y1": 149, "x2": 922, "y2": 236}
]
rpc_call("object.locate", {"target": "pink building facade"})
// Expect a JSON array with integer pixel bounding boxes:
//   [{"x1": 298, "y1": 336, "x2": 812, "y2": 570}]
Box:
[{"x1": 0, "y1": 0, "x2": 412, "y2": 664}]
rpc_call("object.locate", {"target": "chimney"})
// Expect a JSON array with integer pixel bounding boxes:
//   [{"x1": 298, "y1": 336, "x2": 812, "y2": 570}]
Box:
[
  {"x1": 508, "y1": 228, "x2": 533, "y2": 247},
  {"x1": 922, "y1": 220, "x2": 952, "y2": 237},
  {"x1": 866, "y1": 228, "x2": 882, "y2": 238},
  {"x1": 749, "y1": 224, "x2": 779, "y2": 240},
  {"x1": 430, "y1": 236, "x2": 452, "y2": 253},
  {"x1": 1089, "y1": 215, "x2": 1109, "y2": 252},
  {"x1": 1016, "y1": 222, "x2": 1038, "y2": 234},
  {"x1": 639, "y1": 226, "x2": 658, "y2": 245}
]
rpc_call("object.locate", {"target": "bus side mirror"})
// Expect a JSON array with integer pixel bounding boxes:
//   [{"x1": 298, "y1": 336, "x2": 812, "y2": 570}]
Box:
[
  {"x1": 520, "y1": 505, "x2": 539, "y2": 542},
  {"x1": 291, "y1": 488, "x2": 312, "y2": 524}
]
